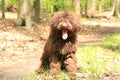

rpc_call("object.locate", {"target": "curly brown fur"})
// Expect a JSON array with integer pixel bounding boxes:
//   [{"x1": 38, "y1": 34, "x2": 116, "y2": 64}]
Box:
[{"x1": 37, "y1": 11, "x2": 81, "y2": 76}]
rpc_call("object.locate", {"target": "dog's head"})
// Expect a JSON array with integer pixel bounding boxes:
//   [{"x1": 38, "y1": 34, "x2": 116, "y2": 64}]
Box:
[{"x1": 50, "y1": 11, "x2": 81, "y2": 40}]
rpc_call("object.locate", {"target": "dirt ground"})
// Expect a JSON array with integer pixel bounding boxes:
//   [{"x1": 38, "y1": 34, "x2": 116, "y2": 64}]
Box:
[{"x1": 0, "y1": 18, "x2": 120, "y2": 80}]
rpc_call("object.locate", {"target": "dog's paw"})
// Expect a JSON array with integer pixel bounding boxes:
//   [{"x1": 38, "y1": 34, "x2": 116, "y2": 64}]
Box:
[{"x1": 35, "y1": 67, "x2": 44, "y2": 74}]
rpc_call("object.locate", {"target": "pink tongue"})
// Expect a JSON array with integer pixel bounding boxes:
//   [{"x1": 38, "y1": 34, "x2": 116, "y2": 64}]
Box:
[{"x1": 62, "y1": 33, "x2": 68, "y2": 40}]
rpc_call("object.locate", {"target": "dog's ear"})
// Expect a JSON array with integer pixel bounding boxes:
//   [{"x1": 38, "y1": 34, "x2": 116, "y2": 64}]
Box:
[
  {"x1": 71, "y1": 22, "x2": 82, "y2": 32},
  {"x1": 74, "y1": 17, "x2": 82, "y2": 32},
  {"x1": 76, "y1": 25, "x2": 82, "y2": 32},
  {"x1": 50, "y1": 18, "x2": 58, "y2": 28}
]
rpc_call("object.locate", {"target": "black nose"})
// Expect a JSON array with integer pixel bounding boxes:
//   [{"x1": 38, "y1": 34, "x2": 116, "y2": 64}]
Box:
[{"x1": 61, "y1": 22, "x2": 67, "y2": 28}]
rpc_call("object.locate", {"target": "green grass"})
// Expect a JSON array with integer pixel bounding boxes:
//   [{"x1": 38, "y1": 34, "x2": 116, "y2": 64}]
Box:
[
  {"x1": 103, "y1": 33, "x2": 120, "y2": 52},
  {"x1": 76, "y1": 33, "x2": 120, "y2": 78},
  {"x1": 33, "y1": 33, "x2": 120, "y2": 80},
  {"x1": 77, "y1": 46, "x2": 120, "y2": 74},
  {"x1": 34, "y1": 71, "x2": 72, "y2": 80}
]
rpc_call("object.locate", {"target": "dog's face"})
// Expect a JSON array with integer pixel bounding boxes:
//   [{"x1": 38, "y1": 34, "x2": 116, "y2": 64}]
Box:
[
  {"x1": 50, "y1": 11, "x2": 81, "y2": 40},
  {"x1": 57, "y1": 21, "x2": 72, "y2": 40}
]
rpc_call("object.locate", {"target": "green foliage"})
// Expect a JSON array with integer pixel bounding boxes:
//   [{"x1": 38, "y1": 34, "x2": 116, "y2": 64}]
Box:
[
  {"x1": 41, "y1": 0, "x2": 72, "y2": 12},
  {"x1": 77, "y1": 46, "x2": 120, "y2": 74},
  {"x1": 103, "y1": 0, "x2": 114, "y2": 11},
  {"x1": 0, "y1": 0, "x2": 18, "y2": 10},
  {"x1": 5, "y1": 0, "x2": 18, "y2": 5},
  {"x1": 103, "y1": 33, "x2": 120, "y2": 52},
  {"x1": 76, "y1": 33, "x2": 120, "y2": 75},
  {"x1": 40, "y1": 0, "x2": 114, "y2": 12},
  {"x1": 0, "y1": 0, "x2": 115, "y2": 13}
]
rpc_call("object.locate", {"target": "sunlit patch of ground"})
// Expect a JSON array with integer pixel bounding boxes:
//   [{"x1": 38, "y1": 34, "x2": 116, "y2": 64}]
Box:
[{"x1": 0, "y1": 12, "x2": 17, "y2": 19}]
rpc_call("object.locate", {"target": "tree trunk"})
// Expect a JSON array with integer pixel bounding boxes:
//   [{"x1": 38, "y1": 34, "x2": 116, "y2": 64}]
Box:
[
  {"x1": 90, "y1": 0, "x2": 96, "y2": 14},
  {"x1": 110, "y1": 0, "x2": 113, "y2": 7},
  {"x1": 16, "y1": 0, "x2": 32, "y2": 29},
  {"x1": 1, "y1": 0, "x2": 5, "y2": 18},
  {"x1": 99, "y1": 0, "x2": 103, "y2": 14},
  {"x1": 113, "y1": 0, "x2": 120, "y2": 17},
  {"x1": 34, "y1": 0, "x2": 40, "y2": 22},
  {"x1": 72, "y1": 0, "x2": 80, "y2": 15},
  {"x1": 85, "y1": 0, "x2": 88, "y2": 17}
]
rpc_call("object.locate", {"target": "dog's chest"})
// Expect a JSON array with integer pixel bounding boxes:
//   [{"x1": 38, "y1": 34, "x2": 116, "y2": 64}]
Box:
[
  {"x1": 52, "y1": 36, "x2": 76, "y2": 55},
  {"x1": 58, "y1": 42, "x2": 75, "y2": 55}
]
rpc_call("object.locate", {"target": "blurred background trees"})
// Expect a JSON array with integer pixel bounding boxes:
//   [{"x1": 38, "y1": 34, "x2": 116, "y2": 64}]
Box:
[
  {"x1": 0, "y1": 0, "x2": 120, "y2": 26},
  {"x1": 72, "y1": 0, "x2": 80, "y2": 15},
  {"x1": 1, "y1": 0, "x2": 5, "y2": 18},
  {"x1": 113, "y1": 0, "x2": 120, "y2": 17},
  {"x1": 34, "y1": 0, "x2": 40, "y2": 22},
  {"x1": 0, "y1": 0, "x2": 119, "y2": 16},
  {"x1": 16, "y1": 0, "x2": 32, "y2": 28}
]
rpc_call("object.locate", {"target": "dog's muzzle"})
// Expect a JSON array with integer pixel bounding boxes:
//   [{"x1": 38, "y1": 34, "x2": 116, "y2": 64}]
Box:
[{"x1": 62, "y1": 29, "x2": 68, "y2": 40}]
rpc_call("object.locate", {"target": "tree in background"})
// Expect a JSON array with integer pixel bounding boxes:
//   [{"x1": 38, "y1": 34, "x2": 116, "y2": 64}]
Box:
[
  {"x1": 113, "y1": 0, "x2": 120, "y2": 17},
  {"x1": 72, "y1": 0, "x2": 80, "y2": 15},
  {"x1": 34, "y1": 0, "x2": 40, "y2": 22},
  {"x1": 0, "y1": 0, "x2": 119, "y2": 19},
  {"x1": 90, "y1": 0, "x2": 96, "y2": 14},
  {"x1": 99, "y1": 0, "x2": 103, "y2": 14},
  {"x1": 1, "y1": 0, "x2": 5, "y2": 18},
  {"x1": 85, "y1": 0, "x2": 88, "y2": 17},
  {"x1": 16, "y1": 0, "x2": 32, "y2": 29}
]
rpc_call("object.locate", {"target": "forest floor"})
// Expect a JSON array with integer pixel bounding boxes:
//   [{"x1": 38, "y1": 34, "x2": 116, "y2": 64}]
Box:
[{"x1": 0, "y1": 13, "x2": 120, "y2": 80}]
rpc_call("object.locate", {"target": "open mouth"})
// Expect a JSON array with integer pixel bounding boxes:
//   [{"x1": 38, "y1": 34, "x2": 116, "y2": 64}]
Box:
[{"x1": 62, "y1": 29, "x2": 68, "y2": 40}]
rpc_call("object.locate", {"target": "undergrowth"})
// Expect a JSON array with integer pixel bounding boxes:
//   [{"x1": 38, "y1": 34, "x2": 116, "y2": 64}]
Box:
[{"x1": 26, "y1": 33, "x2": 120, "y2": 80}]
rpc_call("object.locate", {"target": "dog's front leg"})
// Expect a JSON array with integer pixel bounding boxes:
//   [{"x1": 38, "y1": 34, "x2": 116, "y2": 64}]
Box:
[
  {"x1": 64, "y1": 53, "x2": 77, "y2": 76},
  {"x1": 50, "y1": 54, "x2": 61, "y2": 75}
]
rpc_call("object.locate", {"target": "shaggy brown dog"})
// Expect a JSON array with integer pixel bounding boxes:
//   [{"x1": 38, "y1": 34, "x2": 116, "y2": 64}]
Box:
[{"x1": 37, "y1": 11, "x2": 81, "y2": 76}]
